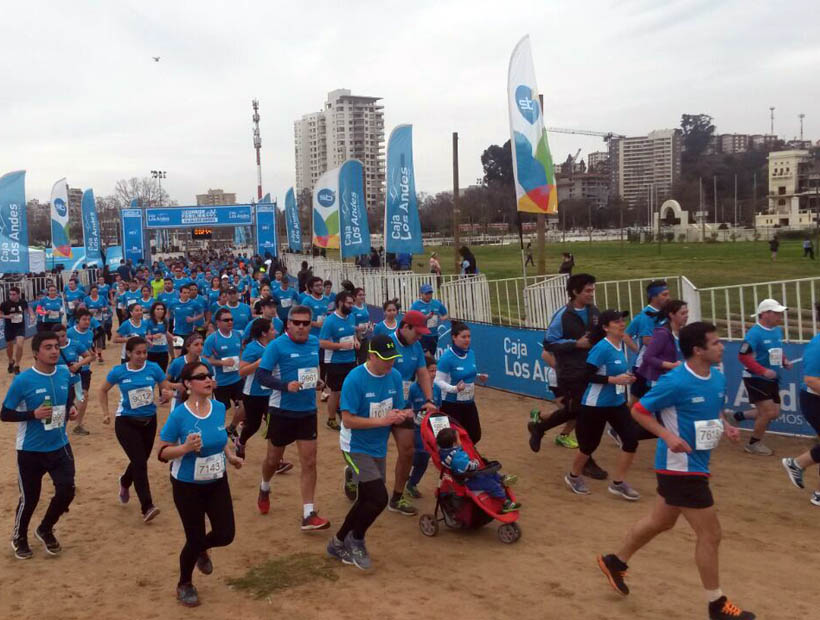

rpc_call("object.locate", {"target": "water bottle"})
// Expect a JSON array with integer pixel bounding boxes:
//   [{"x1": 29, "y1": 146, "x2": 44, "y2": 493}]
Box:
[{"x1": 43, "y1": 396, "x2": 53, "y2": 426}]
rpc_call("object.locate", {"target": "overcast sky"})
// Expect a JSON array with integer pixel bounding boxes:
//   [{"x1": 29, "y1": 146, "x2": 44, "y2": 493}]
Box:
[{"x1": 2, "y1": 0, "x2": 818, "y2": 205}]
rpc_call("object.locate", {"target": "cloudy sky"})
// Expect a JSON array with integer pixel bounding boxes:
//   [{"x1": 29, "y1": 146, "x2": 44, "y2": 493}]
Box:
[{"x1": 2, "y1": 0, "x2": 818, "y2": 205}]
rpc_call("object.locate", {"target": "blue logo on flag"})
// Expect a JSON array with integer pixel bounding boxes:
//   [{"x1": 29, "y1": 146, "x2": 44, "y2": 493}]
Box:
[
  {"x1": 54, "y1": 198, "x2": 67, "y2": 217},
  {"x1": 317, "y1": 189, "x2": 335, "y2": 207},
  {"x1": 515, "y1": 85, "x2": 540, "y2": 124}
]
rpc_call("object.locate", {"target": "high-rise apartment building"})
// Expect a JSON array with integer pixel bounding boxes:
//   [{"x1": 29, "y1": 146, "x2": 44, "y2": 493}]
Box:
[
  {"x1": 587, "y1": 151, "x2": 609, "y2": 173},
  {"x1": 609, "y1": 129, "x2": 682, "y2": 208},
  {"x1": 755, "y1": 149, "x2": 819, "y2": 228},
  {"x1": 196, "y1": 189, "x2": 236, "y2": 206},
  {"x1": 294, "y1": 88, "x2": 385, "y2": 209}
]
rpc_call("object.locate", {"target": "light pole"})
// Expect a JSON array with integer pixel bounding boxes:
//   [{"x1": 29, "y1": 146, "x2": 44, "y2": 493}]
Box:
[{"x1": 150, "y1": 170, "x2": 166, "y2": 251}]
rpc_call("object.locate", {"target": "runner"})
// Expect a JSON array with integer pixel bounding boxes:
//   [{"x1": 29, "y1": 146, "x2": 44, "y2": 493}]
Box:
[
  {"x1": 625, "y1": 280, "x2": 671, "y2": 404},
  {"x1": 0, "y1": 286, "x2": 34, "y2": 374},
  {"x1": 323, "y1": 280, "x2": 336, "y2": 313},
  {"x1": 435, "y1": 321, "x2": 488, "y2": 444},
  {"x1": 151, "y1": 271, "x2": 165, "y2": 298},
  {"x1": 114, "y1": 303, "x2": 148, "y2": 363},
  {"x1": 235, "y1": 318, "x2": 276, "y2": 458},
  {"x1": 136, "y1": 285, "x2": 156, "y2": 313},
  {"x1": 738, "y1": 299, "x2": 790, "y2": 455},
  {"x1": 301, "y1": 276, "x2": 329, "y2": 337},
  {"x1": 319, "y1": 291, "x2": 359, "y2": 431},
  {"x1": 63, "y1": 278, "x2": 85, "y2": 327},
  {"x1": 158, "y1": 277, "x2": 179, "y2": 311},
  {"x1": 2, "y1": 331, "x2": 77, "y2": 559},
  {"x1": 123, "y1": 279, "x2": 141, "y2": 317},
  {"x1": 564, "y1": 310, "x2": 640, "y2": 499},
  {"x1": 410, "y1": 284, "x2": 448, "y2": 355},
  {"x1": 203, "y1": 308, "x2": 245, "y2": 439},
  {"x1": 39, "y1": 284, "x2": 65, "y2": 331},
  {"x1": 145, "y1": 302, "x2": 175, "y2": 371},
  {"x1": 373, "y1": 299, "x2": 401, "y2": 337},
  {"x1": 114, "y1": 281, "x2": 128, "y2": 326},
  {"x1": 223, "y1": 287, "x2": 253, "y2": 333},
  {"x1": 83, "y1": 284, "x2": 109, "y2": 361},
  {"x1": 597, "y1": 322, "x2": 755, "y2": 620},
  {"x1": 169, "y1": 285, "x2": 203, "y2": 352},
  {"x1": 351, "y1": 287, "x2": 372, "y2": 365},
  {"x1": 157, "y1": 361, "x2": 242, "y2": 608},
  {"x1": 67, "y1": 309, "x2": 96, "y2": 435},
  {"x1": 166, "y1": 334, "x2": 214, "y2": 411},
  {"x1": 254, "y1": 306, "x2": 328, "y2": 529},
  {"x1": 186, "y1": 284, "x2": 209, "y2": 338},
  {"x1": 405, "y1": 354, "x2": 442, "y2": 498},
  {"x1": 273, "y1": 273, "x2": 300, "y2": 325},
  {"x1": 326, "y1": 334, "x2": 412, "y2": 570},
  {"x1": 529, "y1": 273, "x2": 608, "y2": 480},
  {"x1": 242, "y1": 298, "x2": 283, "y2": 342},
  {"x1": 99, "y1": 336, "x2": 172, "y2": 523}
]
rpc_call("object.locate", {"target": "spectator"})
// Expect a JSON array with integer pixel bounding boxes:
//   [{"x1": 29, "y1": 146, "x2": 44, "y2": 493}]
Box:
[
  {"x1": 297, "y1": 261, "x2": 312, "y2": 294},
  {"x1": 459, "y1": 246, "x2": 477, "y2": 276},
  {"x1": 525, "y1": 241, "x2": 534, "y2": 267},
  {"x1": 559, "y1": 252, "x2": 575, "y2": 275},
  {"x1": 769, "y1": 236, "x2": 779, "y2": 262},
  {"x1": 803, "y1": 238, "x2": 815, "y2": 260},
  {"x1": 429, "y1": 252, "x2": 442, "y2": 288}
]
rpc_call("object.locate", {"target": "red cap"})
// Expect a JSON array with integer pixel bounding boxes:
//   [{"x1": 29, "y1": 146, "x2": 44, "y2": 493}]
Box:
[{"x1": 402, "y1": 310, "x2": 431, "y2": 335}]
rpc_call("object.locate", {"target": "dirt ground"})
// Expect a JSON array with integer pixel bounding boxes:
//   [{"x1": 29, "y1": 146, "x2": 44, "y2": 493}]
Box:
[{"x1": 0, "y1": 346, "x2": 817, "y2": 620}]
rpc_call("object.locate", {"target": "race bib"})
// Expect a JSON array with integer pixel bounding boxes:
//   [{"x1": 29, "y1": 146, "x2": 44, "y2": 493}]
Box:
[
  {"x1": 426, "y1": 314, "x2": 439, "y2": 328},
  {"x1": 340, "y1": 335, "x2": 354, "y2": 347},
  {"x1": 429, "y1": 415, "x2": 451, "y2": 436},
  {"x1": 403, "y1": 381, "x2": 412, "y2": 401},
  {"x1": 694, "y1": 419, "x2": 723, "y2": 450},
  {"x1": 194, "y1": 452, "x2": 226, "y2": 481},
  {"x1": 117, "y1": 302, "x2": 125, "y2": 310},
  {"x1": 223, "y1": 356, "x2": 240, "y2": 373},
  {"x1": 615, "y1": 384, "x2": 625, "y2": 395},
  {"x1": 369, "y1": 397, "x2": 392, "y2": 419},
  {"x1": 280, "y1": 298, "x2": 292, "y2": 308},
  {"x1": 769, "y1": 347, "x2": 783, "y2": 367},
  {"x1": 11, "y1": 313, "x2": 23, "y2": 324},
  {"x1": 43, "y1": 405, "x2": 66, "y2": 431},
  {"x1": 128, "y1": 386, "x2": 154, "y2": 410},
  {"x1": 67, "y1": 301, "x2": 76, "y2": 310},
  {"x1": 173, "y1": 336, "x2": 184, "y2": 348},
  {"x1": 48, "y1": 310, "x2": 60, "y2": 320},
  {"x1": 152, "y1": 332, "x2": 167, "y2": 345},
  {"x1": 457, "y1": 382, "x2": 475, "y2": 401},
  {"x1": 298, "y1": 367, "x2": 319, "y2": 389}
]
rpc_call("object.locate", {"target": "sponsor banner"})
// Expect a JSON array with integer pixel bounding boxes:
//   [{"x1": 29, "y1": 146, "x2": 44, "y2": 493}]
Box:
[
  {"x1": 339, "y1": 159, "x2": 370, "y2": 257},
  {"x1": 50, "y1": 178, "x2": 72, "y2": 257},
  {"x1": 384, "y1": 125, "x2": 422, "y2": 255},
  {"x1": 285, "y1": 187, "x2": 301, "y2": 252},
  {"x1": 81, "y1": 189, "x2": 102, "y2": 262},
  {"x1": 256, "y1": 193, "x2": 277, "y2": 257},
  {"x1": 0, "y1": 170, "x2": 30, "y2": 273},
  {"x1": 312, "y1": 168, "x2": 340, "y2": 249},
  {"x1": 508, "y1": 35, "x2": 557, "y2": 214},
  {"x1": 144, "y1": 205, "x2": 253, "y2": 229},
  {"x1": 121, "y1": 208, "x2": 144, "y2": 263}
]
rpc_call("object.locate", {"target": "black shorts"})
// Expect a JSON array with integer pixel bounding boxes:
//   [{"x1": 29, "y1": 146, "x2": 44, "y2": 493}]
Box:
[
  {"x1": 319, "y1": 360, "x2": 328, "y2": 381},
  {"x1": 326, "y1": 362, "x2": 356, "y2": 392},
  {"x1": 630, "y1": 371, "x2": 650, "y2": 399},
  {"x1": 743, "y1": 377, "x2": 780, "y2": 405},
  {"x1": 656, "y1": 473, "x2": 714, "y2": 509},
  {"x1": 80, "y1": 370, "x2": 92, "y2": 391},
  {"x1": 799, "y1": 390, "x2": 820, "y2": 435},
  {"x1": 4, "y1": 324, "x2": 25, "y2": 342},
  {"x1": 214, "y1": 381, "x2": 243, "y2": 409},
  {"x1": 393, "y1": 417, "x2": 415, "y2": 430},
  {"x1": 266, "y1": 411, "x2": 318, "y2": 446}
]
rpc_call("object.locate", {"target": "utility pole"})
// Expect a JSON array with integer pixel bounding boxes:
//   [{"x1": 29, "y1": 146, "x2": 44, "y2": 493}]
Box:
[
  {"x1": 734, "y1": 174, "x2": 738, "y2": 229},
  {"x1": 770, "y1": 106, "x2": 775, "y2": 136},
  {"x1": 252, "y1": 100, "x2": 263, "y2": 201},
  {"x1": 536, "y1": 94, "x2": 546, "y2": 275},
  {"x1": 700, "y1": 177, "x2": 705, "y2": 242},
  {"x1": 713, "y1": 176, "x2": 718, "y2": 226},
  {"x1": 452, "y1": 132, "x2": 461, "y2": 273},
  {"x1": 753, "y1": 172, "x2": 757, "y2": 236},
  {"x1": 799, "y1": 113, "x2": 805, "y2": 141}
]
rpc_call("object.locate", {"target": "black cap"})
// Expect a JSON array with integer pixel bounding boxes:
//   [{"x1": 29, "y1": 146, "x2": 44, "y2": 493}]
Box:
[
  {"x1": 368, "y1": 334, "x2": 402, "y2": 361},
  {"x1": 227, "y1": 286, "x2": 238, "y2": 294},
  {"x1": 258, "y1": 298, "x2": 276, "y2": 307},
  {"x1": 599, "y1": 309, "x2": 629, "y2": 326}
]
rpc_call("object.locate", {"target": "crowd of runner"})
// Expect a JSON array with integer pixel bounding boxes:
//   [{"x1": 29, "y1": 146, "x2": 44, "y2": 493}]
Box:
[{"x1": 5, "y1": 252, "x2": 817, "y2": 618}]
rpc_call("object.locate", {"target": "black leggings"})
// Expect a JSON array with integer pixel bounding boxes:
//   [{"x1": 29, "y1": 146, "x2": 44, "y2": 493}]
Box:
[
  {"x1": 539, "y1": 380, "x2": 586, "y2": 431},
  {"x1": 114, "y1": 416, "x2": 157, "y2": 513},
  {"x1": 147, "y1": 351, "x2": 169, "y2": 372},
  {"x1": 336, "y1": 478, "x2": 388, "y2": 541},
  {"x1": 441, "y1": 401, "x2": 482, "y2": 444},
  {"x1": 239, "y1": 395, "x2": 268, "y2": 446},
  {"x1": 14, "y1": 445, "x2": 76, "y2": 539},
  {"x1": 94, "y1": 326, "x2": 106, "y2": 351},
  {"x1": 576, "y1": 404, "x2": 638, "y2": 456},
  {"x1": 171, "y1": 475, "x2": 235, "y2": 586}
]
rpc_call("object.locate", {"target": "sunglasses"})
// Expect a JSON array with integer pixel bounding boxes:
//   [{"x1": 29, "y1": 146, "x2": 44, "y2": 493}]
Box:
[
  {"x1": 189, "y1": 373, "x2": 213, "y2": 381},
  {"x1": 290, "y1": 319, "x2": 311, "y2": 327},
  {"x1": 220, "y1": 317, "x2": 234, "y2": 322}
]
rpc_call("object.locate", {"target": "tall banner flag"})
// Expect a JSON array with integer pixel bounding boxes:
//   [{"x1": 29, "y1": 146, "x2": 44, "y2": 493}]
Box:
[
  {"x1": 121, "y1": 205, "x2": 144, "y2": 264},
  {"x1": 285, "y1": 187, "x2": 302, "y2": 252},
  {"x1": 384, "y1": 125, "x2": 422, "y2": 255},
  {"x1": 508, "y1": 35, "x2": 557, "y2": 214},
  {"x1": 0, "y1": 170, "x2": 30, "y2": 273},
  {"x1": 50, "y1": 178, "x2": 72, "y2": 257},
  {"x1": 339, "y1": 159, "x2": 371, "y2": 258},
  {"x1": 81, "y1": 189, "x2": 102, "y2": 263},
  {"x1": 256, "y1": 193, "x2": 277, "y2": 257},
  {"x1": 312, "y1": 167, "x2": 340, "y2": 249}
]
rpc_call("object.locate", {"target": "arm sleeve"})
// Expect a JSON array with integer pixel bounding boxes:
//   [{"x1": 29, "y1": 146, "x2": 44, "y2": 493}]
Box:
[
  {"x1": 434, "y1": 360, "x2": 458, "y2": 393},
  {"x1": 584, "y1": 362, "x2": 609, "y2": 384},
  {"x1": 1, "y1": 406, "x2": 34, "y2": 422},
  {"x1": 254, "y1": 367, "x2": 289, "y2": 391},
  {"x1": 738, "y1": 340, "x2": 767, "y2": 375}
]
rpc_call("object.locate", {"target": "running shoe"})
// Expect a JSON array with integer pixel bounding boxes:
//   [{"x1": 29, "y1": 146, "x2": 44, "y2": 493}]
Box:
[
  {"x1": 782, "y1": 457, "x2": 805, "y2": 489},
  {"x1": 554, "y1": 433, "x2": 578, "y2": 449},
  {"x1": 73, "y1": 425, "x2": 90, "y2": 436},
  {"x1": 583, "y1": 458, "x2": 608, "y2": 480},
  {"x1": 388, "y1": 496, "x2": 418, "y2": 516},
  {"x1": 257, "y1": 488, "x2": 270, "y2": 515},
  {"x1": 564, "y1": 473, "x2": 590, "y2": 495},
  {"x1": 176, "y1": 583, "x2": 201, "y2": 607},
  {"x1": 320, "y1": 391, "x2": 329, "y2": 402},
  {"x1": 744, "y1": 441, "x2": 773, "y2": 456},
  {"x1": 405, "y1": 484, "x2": 422, "y2": 499},
  {"x1": 196, "y1": 551, "x2": 213, "y2": 575},
  {"x1": 527, "y1": 420, "x2": 545, "y2": 453},
  {"x1": 597, "y1": 554, "x2": 629, "y2": 596},
  {"x1": 11, "y1": 537, "x2": 33, "y2": 560},
  {"x1": 13, "y1": 365, "x2": 20, "y2": 375},
  {"x1": 7, "y1": 362, "x2": 13, "y2": 373},
  {"x1": 344, "y1": 532, "x2": 372, "y2": 570},
  {"x1": 707, "y1": 596, "x2": 756, "y2": 619},
  {"x1": 326, "y1": 418, "x2": 341, "y2": 431},
  {"x1": 142, "y1": 505, "x2": 161, "y2": 523},
  {"x1": 608, "y1": 481, "x2": 641, "y2": 501},
  {"x1": 118, "y1": 478, "x2": 130, "y2": 505},
  {"x1": 529, "y1": 408, "x2": 541, "y2": 424},
  {"x1": 326, "y1": 536, "x2": 351, "y2": 563},
  {"x1": 301, "y1": 511, "x2": 331, "y2": 531},
  {"x1": 811, "y1": 492, "x2": 820, "y2": 507},
  {"x1": 34, "y1": 526, "x2": 61, "y2": 555},
  {"x1": 500, "y1": 499, "x2": 521, "y2": 513},
  {"x1": 234, "y1": 438, "x2": 245, "y2": 460},
  {"x1": 275, "y1": 461, "x2": 293, "y2": 475},
  {"x1": 606, "y1": 424, "x2": 623, "y2": 448},
  {"x1": 343, "y1": 466, "x2": 357, "y2": 501}
]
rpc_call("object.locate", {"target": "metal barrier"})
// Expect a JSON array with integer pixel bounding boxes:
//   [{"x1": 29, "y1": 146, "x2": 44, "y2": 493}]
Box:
[
  {"x1": 439, "y1": 275, "x2": 492, "y2": 324},
  {"x1": 523, "y1": 274, "x2": 569, "y2": 329},
  {"x1": 0, "y1": 268, "x2": 101, "y2": 305},
  {"x1": 593, "y1": 276, "x2": 683, "y2": 320}
]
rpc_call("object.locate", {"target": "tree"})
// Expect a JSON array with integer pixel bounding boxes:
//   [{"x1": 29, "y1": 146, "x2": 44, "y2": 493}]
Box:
[
  {"x1": 680, "y1": 113, "x2": 715, "y2": 162},
  {"x1": 113, "y1": 177, "x2": 170, "y2": 209},
  {"x1": 481, "y1": 141, "x2": 515, "y2": 188}
]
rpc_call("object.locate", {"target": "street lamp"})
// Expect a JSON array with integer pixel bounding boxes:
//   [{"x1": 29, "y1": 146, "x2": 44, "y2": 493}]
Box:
[{"x1": 150, "y1": 170, "x2": 166, "y2": 251}]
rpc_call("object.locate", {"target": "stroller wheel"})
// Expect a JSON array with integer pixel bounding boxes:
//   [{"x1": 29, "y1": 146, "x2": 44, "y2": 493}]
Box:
[
  {"x1": 442, "y1": 510, "x2": 463, "y2": 529},
  {"x1": 419, "y1": 514, "x2": 439, "y2": 537},
  {"x1": 497, "y1": 522, "x2": 522, "y2": 544}
]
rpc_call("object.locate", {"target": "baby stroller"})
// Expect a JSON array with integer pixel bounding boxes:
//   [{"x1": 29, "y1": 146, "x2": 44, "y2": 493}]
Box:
[{"x1": 417, "y1": 411, "x2": 521, "y2": 544}]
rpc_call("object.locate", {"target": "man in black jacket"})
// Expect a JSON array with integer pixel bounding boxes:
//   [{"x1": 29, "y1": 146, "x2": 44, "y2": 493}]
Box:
[{"x1": 527, "y1": 273, "x2": 608, "y2": 480}]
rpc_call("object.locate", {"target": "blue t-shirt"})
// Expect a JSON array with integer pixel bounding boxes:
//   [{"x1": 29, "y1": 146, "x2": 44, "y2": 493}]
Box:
[
  {"x1": 97, "y1": 283, "x2": 111, "y2": 302},
  {"x1": 84, "y1": 294, "x2": 109, "y2": 323},
  {"x1": 136, "y1": 295, "x2": 155, "y2": 313},
  {"x1": 410, "y1": 299, "x2": 448, "y2": 336},
  {"x1": 300, "y1": 293, "x2": 329, "y2": 336},
  {"x1": 339, "y1": 364, "x2": 405, "y2": 458},
  {"x1": 105, "y1": 361, "x2": 166, "y2": 418},
  {"x1": 626, "y1": 305, "x2": 665, "y2": 367},
  {"x1": 273, "y1": 287, "x2": 300, "y2": 324},
  {"x1": 242, "y1": 316, "x2": 283, "y2": 342},
  {"x1": 351, "y1": 304, "x2": 370, "y2": 331},
  {"x1": 639, "y1": 363, "x2": 727, "y2": 476},
  {"x1": 259, "y1": 334, "x2": 321, "y2": 414},
  {"x1": 170, "y1": 299, "x2": 199, "y2": 336},
  {"x1": 581, "y1": 338, "x2": 629, "y2": 407},
  {"x1": 390, "y1": 332, "x2": 425, "y2": 402},
  {"x1": 123, "y1": 290, "x2": 141, "y2": 314},
  {"x1": 167, "y1": 355, "x2": 214, "y2": 382},
  {"x1": 158, "y1": 290, "x2": 179, "y2": 310},
  {"x1": 437, "y1": 346, "x2": 478, "y2": 403},
  {"x1": 145, "y1": 318, "x2": 170, "y2": 352},
  {"x1": 67, "y1": 326, "x2": 94, "y2": 371},
  {"x1": 324, "y1": 293, "x2": 337, "y2": 314},
  {"x1": 160, "y1": 400, "x2": 228, "y2": 484},
  {"x1": 207, "y1": 288, "x2": 222, "y2": 307},
  {"x1": 189, "y1": 296, "x2": 208, "y2": 327},
  {"x1": 240, "y1": 339, "x2": 272, "y2": 397},
  {"x1": 64, "y1": 288, "x2": 85, "y2": 316},
  {"x1": 801, "y1": 333, "x2": 820, "y2": 393},
  {"x1": 58, "y1": 340, "x2": 84, "y2": 386},
  {"x1": 172, "y1": 276, "x2": 193, "y2": 292},
  {"x1": 203, "y1": 329, "x2": 242, "y2": 386},
  {"x1": 40, "y1": 296, "x2": 64, "y2": 324},
  {"x1": 117, "y1": 318, "x2": 148, "y2": 359},
  {"x1": 225, "y1": 302, "x2": 253, "y2": 332},
  {"x1": 319, "y1": 312, "x2": 357, "y2": 364},
  {"x1": 741, "y1": 322, "x2": 784, "y2": 382},
  {"x1": 408, "y1": 381, "x2": 442, "y2": 424},
  {"x1": 4, "y1": 367, "x2": 72, "y2": 451},
  {"x1": 373, "y1": 319, "x2": 400, "y2": 337}
]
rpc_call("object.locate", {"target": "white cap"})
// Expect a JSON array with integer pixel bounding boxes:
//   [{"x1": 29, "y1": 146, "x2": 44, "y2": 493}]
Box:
[{"x1": 752, "y1": 298, "x2": 787, "y2": 316}]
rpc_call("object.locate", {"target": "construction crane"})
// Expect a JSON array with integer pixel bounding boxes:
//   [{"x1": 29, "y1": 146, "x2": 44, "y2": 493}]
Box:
[{"x1": 547, "y1": 127, "x2": 625, "y2": 141}]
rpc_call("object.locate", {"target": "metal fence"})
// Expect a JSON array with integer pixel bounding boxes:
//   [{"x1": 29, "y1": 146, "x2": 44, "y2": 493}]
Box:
[
  {"x1": 593, "y1": 276, "x2": 683, "y2": 320},
  {"x1": 439, "y1": 275, "x2": 492, "y2": 324},
  {"x1": 523, "y1": 274, "x2": 569, "y2": 329},
  {"x1": 0, "y1": 268, "x2": 100, "y2": 305}
]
